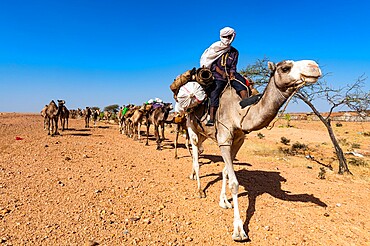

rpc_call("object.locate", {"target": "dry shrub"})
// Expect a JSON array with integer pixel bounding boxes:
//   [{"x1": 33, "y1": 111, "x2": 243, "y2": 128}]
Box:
[
  {"x1": 278, "y1": 141, "x2": 308, "y2": 156},
  {"x1": 348, "y1": 158, "x2": 368, "y2": 167},
  {"x1": 351, "y1": 143, "x2": 361, "y2": 149},
  {"x1": 280, "y1": 136, "x2": 290, "y2": 145}
]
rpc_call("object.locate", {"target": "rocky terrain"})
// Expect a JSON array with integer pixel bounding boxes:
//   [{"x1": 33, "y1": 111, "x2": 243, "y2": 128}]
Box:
[{"x1": 1, "y1": 113, "x2": 369, "y2": 245}]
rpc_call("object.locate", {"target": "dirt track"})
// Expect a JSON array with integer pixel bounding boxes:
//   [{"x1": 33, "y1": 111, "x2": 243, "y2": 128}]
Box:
[{"x1": 1, "y1": 113, "x2": 370, "y2": 245}]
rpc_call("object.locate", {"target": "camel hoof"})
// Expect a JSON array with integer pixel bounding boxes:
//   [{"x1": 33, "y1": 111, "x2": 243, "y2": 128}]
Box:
[
  {"x1": 198, "y1": 190, "x2": 206, "y2": 198},
  {"x1": 219, "y1": 200, "x2": 232, "y2": 209},
  {"x1": 232, "y1": 232, "x2": 249, "y2": 242}
]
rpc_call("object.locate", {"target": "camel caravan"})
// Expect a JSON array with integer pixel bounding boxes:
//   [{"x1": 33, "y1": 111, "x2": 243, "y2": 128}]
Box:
[
  {"x1": 39, "y1": 26, "x2": 323, "y2": 242},
  {"x1": 39, "y1": 58, "x2": 322, "y2": 242}
]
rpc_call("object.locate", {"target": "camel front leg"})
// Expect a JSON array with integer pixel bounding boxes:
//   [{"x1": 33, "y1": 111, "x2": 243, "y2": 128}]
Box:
[
  {"x1": 155, "y1": 125, "x2": 161, "y2": 150},
  {"x1": 160, "y1": 122, "x2": 165, "y2": 140},
  {"x1": 188, "y1": 127, "x2": 205, "y2": 198},
  {"x1": 220, "y1": 145, "x2": 248, "y2": 242},
  {"x1": 138, "y1": 122, "x2": 141, "y2": 141},
  {"x1": 219, "y1": 166, "x2": 232, "y2": 209},
  {"x1": 145, "y1": 123, "x2": 150, "y2": 146},
  {"x1": 185, "y1": 129, "x2": 192, "y2": 157},
  {"x1": 174, "y1": 124, "x2": 180, "y2": 159}
]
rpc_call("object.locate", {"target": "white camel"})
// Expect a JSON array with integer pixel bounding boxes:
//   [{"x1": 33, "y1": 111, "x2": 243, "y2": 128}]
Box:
[{"x1": 187, "y1": 60, "x2": 322, "y2": 241}]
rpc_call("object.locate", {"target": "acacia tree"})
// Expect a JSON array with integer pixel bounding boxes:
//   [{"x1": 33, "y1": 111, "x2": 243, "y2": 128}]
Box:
[
  {"x1": 240, "y1": 58, "x2": 370, "y2": 174},
  {"x1": 103, "y1": 104, "x2": 119, "y2": 113}
]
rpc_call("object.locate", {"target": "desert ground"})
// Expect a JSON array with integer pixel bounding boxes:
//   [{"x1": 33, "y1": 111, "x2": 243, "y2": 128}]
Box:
[{"x1": 1, "y1": 113, "x2": 370, "y2": 246}]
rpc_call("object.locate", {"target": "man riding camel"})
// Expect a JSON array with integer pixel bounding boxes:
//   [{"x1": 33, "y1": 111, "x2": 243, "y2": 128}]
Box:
[{"x1": 200, "y1": 26, "x2": 259, "y2": 126}]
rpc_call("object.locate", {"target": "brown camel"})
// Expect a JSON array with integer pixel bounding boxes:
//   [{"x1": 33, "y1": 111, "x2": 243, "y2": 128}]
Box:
[
  {"x1": 145, "y1": 102, "x2": 173, "y2": 150},
  {"x1": 58, "y1": 100, "x2": 69, "y2": 131},
  {"x1": 186, "y1": 60, "x2": 322, "y2": 241},
  {"x1": 167, "y1": 111, "x2": 191, "y2": 159},
  {"x1": 129, "y1": 104, "x2": 151, "y2": 141},
  {"x1": 84, "y1": 107, "x2": 92, "y2": 128},
  {"x1": 40, "y1": 104, "x2": 48, "y2": 130},
  {"x1": 45, "y1": 100, "x2": 60, "y2": 136}
]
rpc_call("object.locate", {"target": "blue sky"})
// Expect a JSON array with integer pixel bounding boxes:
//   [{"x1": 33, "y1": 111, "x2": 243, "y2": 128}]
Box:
[{"x1": 0, "y1": 0, "x2": 369, "y2": 113}]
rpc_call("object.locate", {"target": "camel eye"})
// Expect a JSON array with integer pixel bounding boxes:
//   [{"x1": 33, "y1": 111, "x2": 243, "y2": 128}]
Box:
[{"x1": 281, "y1": 66, "x2": 291, "y2": 73}]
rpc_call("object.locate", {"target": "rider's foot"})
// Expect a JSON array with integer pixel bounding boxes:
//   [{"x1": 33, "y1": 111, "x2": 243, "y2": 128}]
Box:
[
  {"x1": 205, "y1": 120, "x2": 214, "y2": 126},
  {"x1": 239, "y1": 94, "x2": 262, "y2": 109}
]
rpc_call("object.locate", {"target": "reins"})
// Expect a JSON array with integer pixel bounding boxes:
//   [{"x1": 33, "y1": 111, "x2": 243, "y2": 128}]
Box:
[{"x1": 266, "y1": 77, "x2": 308, "y2": 130}]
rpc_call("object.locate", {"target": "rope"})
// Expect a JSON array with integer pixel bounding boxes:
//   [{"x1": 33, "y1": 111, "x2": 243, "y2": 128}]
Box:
[{"x1": 266, "y1": 78, "x2": 307, "y2": 130}]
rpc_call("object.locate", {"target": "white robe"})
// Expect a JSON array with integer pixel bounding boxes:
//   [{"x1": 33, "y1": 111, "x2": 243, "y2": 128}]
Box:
[{"x1": 200, "y1": 27, "x2": 236, "y2": 68}]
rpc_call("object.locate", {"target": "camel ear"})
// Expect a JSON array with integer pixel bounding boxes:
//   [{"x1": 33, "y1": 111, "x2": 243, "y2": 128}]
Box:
[{"x1": 268, "y1": 61, "x2": 276, "y2": 72}]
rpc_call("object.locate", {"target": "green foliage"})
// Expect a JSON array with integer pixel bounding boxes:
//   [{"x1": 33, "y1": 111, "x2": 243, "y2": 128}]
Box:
[
  {"x1": 104, "y1": 104, "x2": 119, "y2": 113},
  {"x1": 91, "y1": 106, "x2": 100, "y2": 111}
]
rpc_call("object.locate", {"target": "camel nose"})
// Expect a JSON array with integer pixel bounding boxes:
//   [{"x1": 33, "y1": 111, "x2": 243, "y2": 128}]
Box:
[
  {"x1": 296, "y1": 60, "x2": 322, "y2": 78},
  {"x1": 307, "y1": 61, "x2": 322, "y2": 77}
]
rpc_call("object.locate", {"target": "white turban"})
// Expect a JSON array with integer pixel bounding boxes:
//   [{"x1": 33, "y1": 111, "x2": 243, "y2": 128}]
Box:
[{"x1": 200, "y1": 27, "x2": 236, "y2": 68}]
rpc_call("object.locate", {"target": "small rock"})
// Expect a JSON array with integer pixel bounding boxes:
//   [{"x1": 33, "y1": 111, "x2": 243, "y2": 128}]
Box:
[
  {"x1": 143, "y1": 218, "x2": 150, "y2": 224},
  {"x1": 129, "y1": 217, "x2": 141, "y2": 222},
  {"x1": 57, "y1": 181, "x2": 65, "y2": 186},
  {"x1": 84, "y1": 240, "x2": 99, "y2": 246},
  {"x1": 336, "y1": 203, "x2": 342, "y2": 207},
  {"x1": 324, "y1": 213, "x2": 330, "y2": 217},
  {"x1": 65, "y1": 157, "x2": 71, "y2": 161},
  {"x1": 185, "y1": 237, "x2": 193, "y2": 242}
]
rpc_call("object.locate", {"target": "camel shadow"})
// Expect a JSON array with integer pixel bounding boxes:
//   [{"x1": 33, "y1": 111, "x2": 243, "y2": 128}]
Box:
[
  {"x1": 68, "y1": 133, "x2": 92, "y2": 137},
  {"x1": 95, "y1": 126, "x2": 110, "y2": 129},
  {"x1": 67, "y1": 128, "x2": 91, "y2": 132},
  {"x1": 203, "y1": 169, "x2": 327, "y2": 239},
  {"x1": 238, "y1": 169, "x2": 327, "y2": 236},
  {"x1": 200, "y1": 154, "x2": 224, "y2": 163}
]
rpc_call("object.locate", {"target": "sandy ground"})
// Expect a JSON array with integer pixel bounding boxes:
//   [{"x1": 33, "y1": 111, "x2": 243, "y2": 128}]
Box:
[{"x1": 1, "y1": 113, "x2": 370, "y2": 246}]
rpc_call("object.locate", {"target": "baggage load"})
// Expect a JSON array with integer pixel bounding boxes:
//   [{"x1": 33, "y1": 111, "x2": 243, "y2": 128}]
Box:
[
  {"x1": 176, "y1": 81, "x2": 207, "y2": 110},
  {"x1": 195, "y1": 67, "x2": 213, "y2": 87},
  {"x1": 170, "y1": 68, "x2": 196, "y2": 98},
  {"x1": 170, "y1": 67, "x2": 213, "y2": 101}
]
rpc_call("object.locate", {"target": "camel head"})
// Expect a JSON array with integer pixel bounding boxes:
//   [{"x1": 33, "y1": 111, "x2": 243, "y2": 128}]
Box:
[{"x1": 268, "y1": 60, "x2": 321, "y2": 92}]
